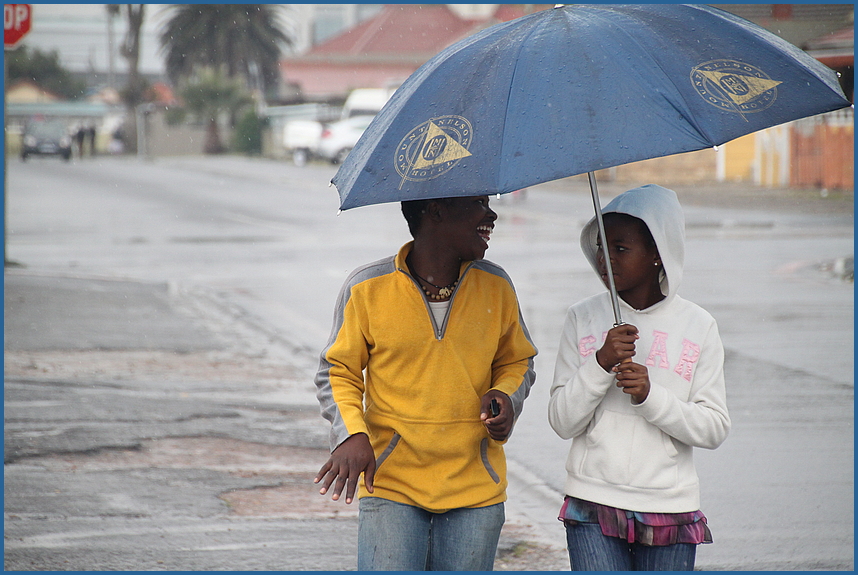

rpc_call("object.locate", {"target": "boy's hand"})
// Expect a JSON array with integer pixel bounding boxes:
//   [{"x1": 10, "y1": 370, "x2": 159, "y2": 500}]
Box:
[
  {"x1": 314, "y1": 433, "x2": 375, "y2": 504},
  {"x1": 596, "y1": 323, "x2": 639, "y2": 372},
  {"x1": 614, "y1": 361, "x2": 651, "y2": 404},
  {"x1": 480, "y1": 391, "x2": 512, "y2": 441}
]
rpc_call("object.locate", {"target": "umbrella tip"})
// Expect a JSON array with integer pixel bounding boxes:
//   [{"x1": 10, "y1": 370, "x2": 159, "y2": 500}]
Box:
[
  {"x1": 713, "y1": 145, "x2": 719, "y2": 151},
  {"x1": 336, "y1": 209, "x2": 342, "y2": 216},
  {"x1": 554, "y1": 4, "x2": 565, "y2": 8}
]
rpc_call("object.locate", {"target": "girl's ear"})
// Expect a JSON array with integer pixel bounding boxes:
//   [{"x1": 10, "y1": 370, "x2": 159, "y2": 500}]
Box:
[{"x1": 651, "y1": 246, "x2": 662, "y2": 267}]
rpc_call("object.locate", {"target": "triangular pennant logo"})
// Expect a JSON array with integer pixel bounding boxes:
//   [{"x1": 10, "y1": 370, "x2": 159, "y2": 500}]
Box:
[
  {"x1": 395, "y1": 116, "x2": 474, "y2": 185},
  {"x1": 411, "y1": 121, "x2": 473, "y2": 169},
  {"x1": 697, "y1": 70, "x2": 782, "y2": 106},
  {"x1": 691, "y1": 59, "x2": 780, "y2": 118}
]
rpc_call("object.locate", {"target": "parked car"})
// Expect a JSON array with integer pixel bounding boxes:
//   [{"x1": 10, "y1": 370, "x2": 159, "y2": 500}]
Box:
[
  {"x1": 283, "y1": 119, "x2": 324, "y2": 166},
  {"x1": 21, "y1": 120, "x2": 72, "y2": 161},
  {"x1": 316, "y1": 115, "x2": 375, "y2": 164}
]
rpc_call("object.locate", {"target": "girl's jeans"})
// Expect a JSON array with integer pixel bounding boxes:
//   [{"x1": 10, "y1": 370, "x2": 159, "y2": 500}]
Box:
[
  {"x1": 357, "y1": 496, "x2": 505, "y2": 571},
  {"x1": 566, "y1": 523, "x2": 697, "y2": 571}
]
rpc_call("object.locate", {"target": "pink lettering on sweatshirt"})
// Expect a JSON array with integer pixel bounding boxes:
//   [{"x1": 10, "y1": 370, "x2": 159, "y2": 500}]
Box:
[
  {"x1": 674, "y1": 339, "x2": 701, "y2": 381},
  {"x1": 645, "y1": 330, "x2": 671, "y2": 369},
  {"x1": 578, "y1": 335, "x2": 597, "y2": 357}
]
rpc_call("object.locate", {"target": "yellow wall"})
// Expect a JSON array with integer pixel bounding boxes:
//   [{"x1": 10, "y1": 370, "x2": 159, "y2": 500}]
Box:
[
  {"x1": 594, "y1": 129, "x2": 784, "y2": 188},
  {"x1": 722, "y1": 133, "x2": 756, "y2": 182},
  {"x1": 601, "y1": 147, "x2": 718, "y2": 185}
]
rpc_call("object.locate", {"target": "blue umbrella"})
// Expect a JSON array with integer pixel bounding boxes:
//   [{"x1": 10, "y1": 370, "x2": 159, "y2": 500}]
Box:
[{"x1": 332, "y1": 4, "x2": 851, "y2": 322}]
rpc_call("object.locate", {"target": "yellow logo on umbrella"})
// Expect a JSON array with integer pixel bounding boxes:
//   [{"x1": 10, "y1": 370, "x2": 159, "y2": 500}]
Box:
[
  {"x1": 690, "y1": 59, "x2": 782, "y2": 119},
  {"x1": 395, "y1": 116, "x2": 473, "y2": 187}
]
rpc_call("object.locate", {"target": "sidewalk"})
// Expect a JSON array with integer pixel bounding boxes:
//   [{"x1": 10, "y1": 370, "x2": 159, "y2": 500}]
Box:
[{"x1": 3, "y1": 270, "x2": 569, "y2": 571}]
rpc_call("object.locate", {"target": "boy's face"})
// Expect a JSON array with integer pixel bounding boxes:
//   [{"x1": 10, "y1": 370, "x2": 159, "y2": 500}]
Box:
[
  {"x1": 596, "y1": 214, "x2": 662, "y2": 302},
  {"x1": 436, "y1": 196, "x2": 497, "y2": 261}
]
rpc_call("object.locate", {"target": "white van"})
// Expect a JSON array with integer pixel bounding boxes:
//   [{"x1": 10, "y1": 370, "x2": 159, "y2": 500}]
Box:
[{"x1": 341, "y1": 88, "x2": 394, "y2": 120}]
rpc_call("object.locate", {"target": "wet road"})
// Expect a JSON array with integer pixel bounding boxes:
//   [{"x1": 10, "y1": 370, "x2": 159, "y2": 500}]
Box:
[{"x1": 5, "y1": 155, "x2": 853, "y2": 570}]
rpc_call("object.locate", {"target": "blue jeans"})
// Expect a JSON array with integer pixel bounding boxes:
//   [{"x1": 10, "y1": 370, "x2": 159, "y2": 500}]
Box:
[
  {"x1": 566, "y1": 523, "x2": 696, "y2": 571},
  {"x1": 357, "y1": 496, "x2": 505, "y2": 571}
]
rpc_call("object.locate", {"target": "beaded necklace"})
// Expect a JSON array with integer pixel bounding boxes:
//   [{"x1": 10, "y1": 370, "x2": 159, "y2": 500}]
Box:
[
  {"x1": 407, "y1": 255, "x2": 458, "y2": 301},
  {"x1": 414, "y1": 272, "x2": 458, "y2": 300}
]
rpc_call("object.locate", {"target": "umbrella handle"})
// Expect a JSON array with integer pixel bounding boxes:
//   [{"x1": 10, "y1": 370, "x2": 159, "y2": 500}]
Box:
[{"x1": 587, "y1": 172, "x2": 623, "y2": 326}]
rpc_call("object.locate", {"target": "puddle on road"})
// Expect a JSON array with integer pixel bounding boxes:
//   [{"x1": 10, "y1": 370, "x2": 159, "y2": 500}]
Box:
[
  {"x1": 221, "y1": 480, "x2": 358, "y2": 519},
  {"x1": 31, "y1": 436, "x2": 357, "y2": 519},
  {"x1": 20, "y1": 436, "x2": 567, "y2": 565}
]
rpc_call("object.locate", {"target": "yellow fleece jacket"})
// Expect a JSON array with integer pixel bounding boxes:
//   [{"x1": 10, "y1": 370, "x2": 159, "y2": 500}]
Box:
[{"x1": 315, "y1": 242, "x2": 537, "y2": 513}]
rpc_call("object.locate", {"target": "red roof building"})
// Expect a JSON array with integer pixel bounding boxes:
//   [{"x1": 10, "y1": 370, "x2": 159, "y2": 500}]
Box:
[
  {"x1": 804, "y1": 25, "x2": 854, "y2": 69},
  {"x1": 803, "y1": 25, "x2": 854, "y2": 101},
  {"x1": 279, "y1": 4, "x2": 553, "y2": 102},
  {"x1": 280, "y1": 4, "x2": 852, "y2": 103}
]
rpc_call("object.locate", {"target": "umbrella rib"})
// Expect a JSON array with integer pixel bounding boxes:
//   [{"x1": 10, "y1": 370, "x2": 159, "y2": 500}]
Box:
[
  {"x1": 590, "y1": 5, "x2": 719, "y2": 149},
  {"x1": 497, "y1": 11, "x2": 556, "y2": 193}
]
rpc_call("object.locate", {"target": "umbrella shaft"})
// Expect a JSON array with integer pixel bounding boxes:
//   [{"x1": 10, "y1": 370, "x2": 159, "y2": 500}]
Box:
[{"x1": 587, "y1": 172, "x2": 624, "y2": 326}]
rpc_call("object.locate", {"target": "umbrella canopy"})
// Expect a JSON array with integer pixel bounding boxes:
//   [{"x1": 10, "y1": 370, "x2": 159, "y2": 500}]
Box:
[{"x1": 332, "y1": 4, "x2": 851, "y2": 211}]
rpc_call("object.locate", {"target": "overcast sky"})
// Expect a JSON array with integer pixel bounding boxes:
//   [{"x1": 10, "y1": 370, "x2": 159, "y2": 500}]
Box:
[{"x1": 19, "y1": 4, "x2": 170, "y2": 77}]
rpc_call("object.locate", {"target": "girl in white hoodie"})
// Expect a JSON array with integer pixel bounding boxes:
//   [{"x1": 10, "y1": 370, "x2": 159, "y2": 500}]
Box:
[{"x1": 548, "y1": 184, "x2": 730, "y2": 571}]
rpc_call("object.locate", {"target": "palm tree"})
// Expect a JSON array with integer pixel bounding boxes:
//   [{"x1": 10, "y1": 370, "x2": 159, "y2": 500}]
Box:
[
  {"x1": 158, "y1": 4, "x2": 290, "y2": 99},
  {"x1": 107, "y1": 4, "x2": 146, "y2": 153},
  {"x1": 180, "y1": 67, "x2": 253, "y2": 154}
]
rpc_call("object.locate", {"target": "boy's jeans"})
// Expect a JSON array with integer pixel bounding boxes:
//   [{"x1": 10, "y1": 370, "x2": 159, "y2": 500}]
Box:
[
  {"x1": 357, "y1": 496, "x2": 505, "y2": 571},
  {"x1": 566, "y1": 523, "x2": 697, "y2": 571}
]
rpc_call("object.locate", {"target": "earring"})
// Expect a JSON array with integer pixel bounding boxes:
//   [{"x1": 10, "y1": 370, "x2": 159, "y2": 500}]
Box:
[{"x1": 654, "y1": 262, "x2": 659, "y2": 266}]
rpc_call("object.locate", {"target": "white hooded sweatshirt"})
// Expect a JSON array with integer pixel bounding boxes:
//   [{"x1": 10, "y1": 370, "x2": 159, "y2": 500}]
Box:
[{"x1": 548, "y1": 184, "x2": 730, "y2": 513}]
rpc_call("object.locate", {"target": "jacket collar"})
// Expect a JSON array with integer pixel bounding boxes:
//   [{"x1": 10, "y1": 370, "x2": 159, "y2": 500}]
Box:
[{"x1": 396, "y1": 242, "x2": 473, "y2": 279}]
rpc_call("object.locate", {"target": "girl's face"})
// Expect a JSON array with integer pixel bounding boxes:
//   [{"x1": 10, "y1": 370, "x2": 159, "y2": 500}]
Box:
[{"x1": 596, "y1": 213, "x2": 664, "y2": 310}]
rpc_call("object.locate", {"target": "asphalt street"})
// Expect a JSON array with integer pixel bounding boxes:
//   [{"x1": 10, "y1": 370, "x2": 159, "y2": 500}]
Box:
[
  {"x1": 4, "y1": 155, "x2": 854, "y2": 571},
  {"x1": 3, "y1": 270, "x2": 568, "y2": 571}
]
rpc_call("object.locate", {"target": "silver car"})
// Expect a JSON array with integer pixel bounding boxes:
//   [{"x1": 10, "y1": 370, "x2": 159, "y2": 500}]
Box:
[{"x1": 315, "y1": 115, "x2": 375, "y2": 164}]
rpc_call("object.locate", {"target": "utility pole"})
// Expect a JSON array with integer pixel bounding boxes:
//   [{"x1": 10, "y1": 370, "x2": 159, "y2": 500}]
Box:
[{"x1": 106, "y1": 5, "x2": 118, "y2": 90}]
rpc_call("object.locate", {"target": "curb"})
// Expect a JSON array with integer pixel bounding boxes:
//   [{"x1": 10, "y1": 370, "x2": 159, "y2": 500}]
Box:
[{"x1": 504, "y1": 459, "x2": 567, "y2": 550}]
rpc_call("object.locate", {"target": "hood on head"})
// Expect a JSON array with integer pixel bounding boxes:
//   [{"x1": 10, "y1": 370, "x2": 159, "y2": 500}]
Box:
[{"x1": 580, "y1": 184, "x2": 685, "y2": 305}]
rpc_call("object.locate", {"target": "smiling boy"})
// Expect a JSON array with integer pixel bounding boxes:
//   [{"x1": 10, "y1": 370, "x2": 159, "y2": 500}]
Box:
[{"x1": 315, "y1": 195, "x2": 537, "y2": 571}]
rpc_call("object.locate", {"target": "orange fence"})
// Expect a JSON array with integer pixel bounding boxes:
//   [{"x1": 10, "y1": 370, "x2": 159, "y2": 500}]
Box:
[
  {"x1": 602, "y1": 109, "x2": 853, "y2": 190},
  {"x1": 790, "y1": 109, "x2": 854, "y2": 190}
]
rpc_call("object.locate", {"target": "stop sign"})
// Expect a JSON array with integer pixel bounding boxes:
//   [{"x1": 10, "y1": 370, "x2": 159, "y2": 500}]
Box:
[{"x1": 4, "y1": 4, "x2": 31, "y2": 49}]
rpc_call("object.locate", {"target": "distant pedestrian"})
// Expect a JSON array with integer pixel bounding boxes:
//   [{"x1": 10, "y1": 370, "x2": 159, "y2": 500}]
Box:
[
  {"x1": 548, "y1": 184, "x2": 730, "y2": 571},
  {"x1": 75, "y1": 125, "x2": 86, "y2": 158},
  {"x1": 315, "y1": 195, "x2": 537, "y2": 571},
  {"x1": 86, "y1": 124, "x2": 97, "y2": 156}
]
